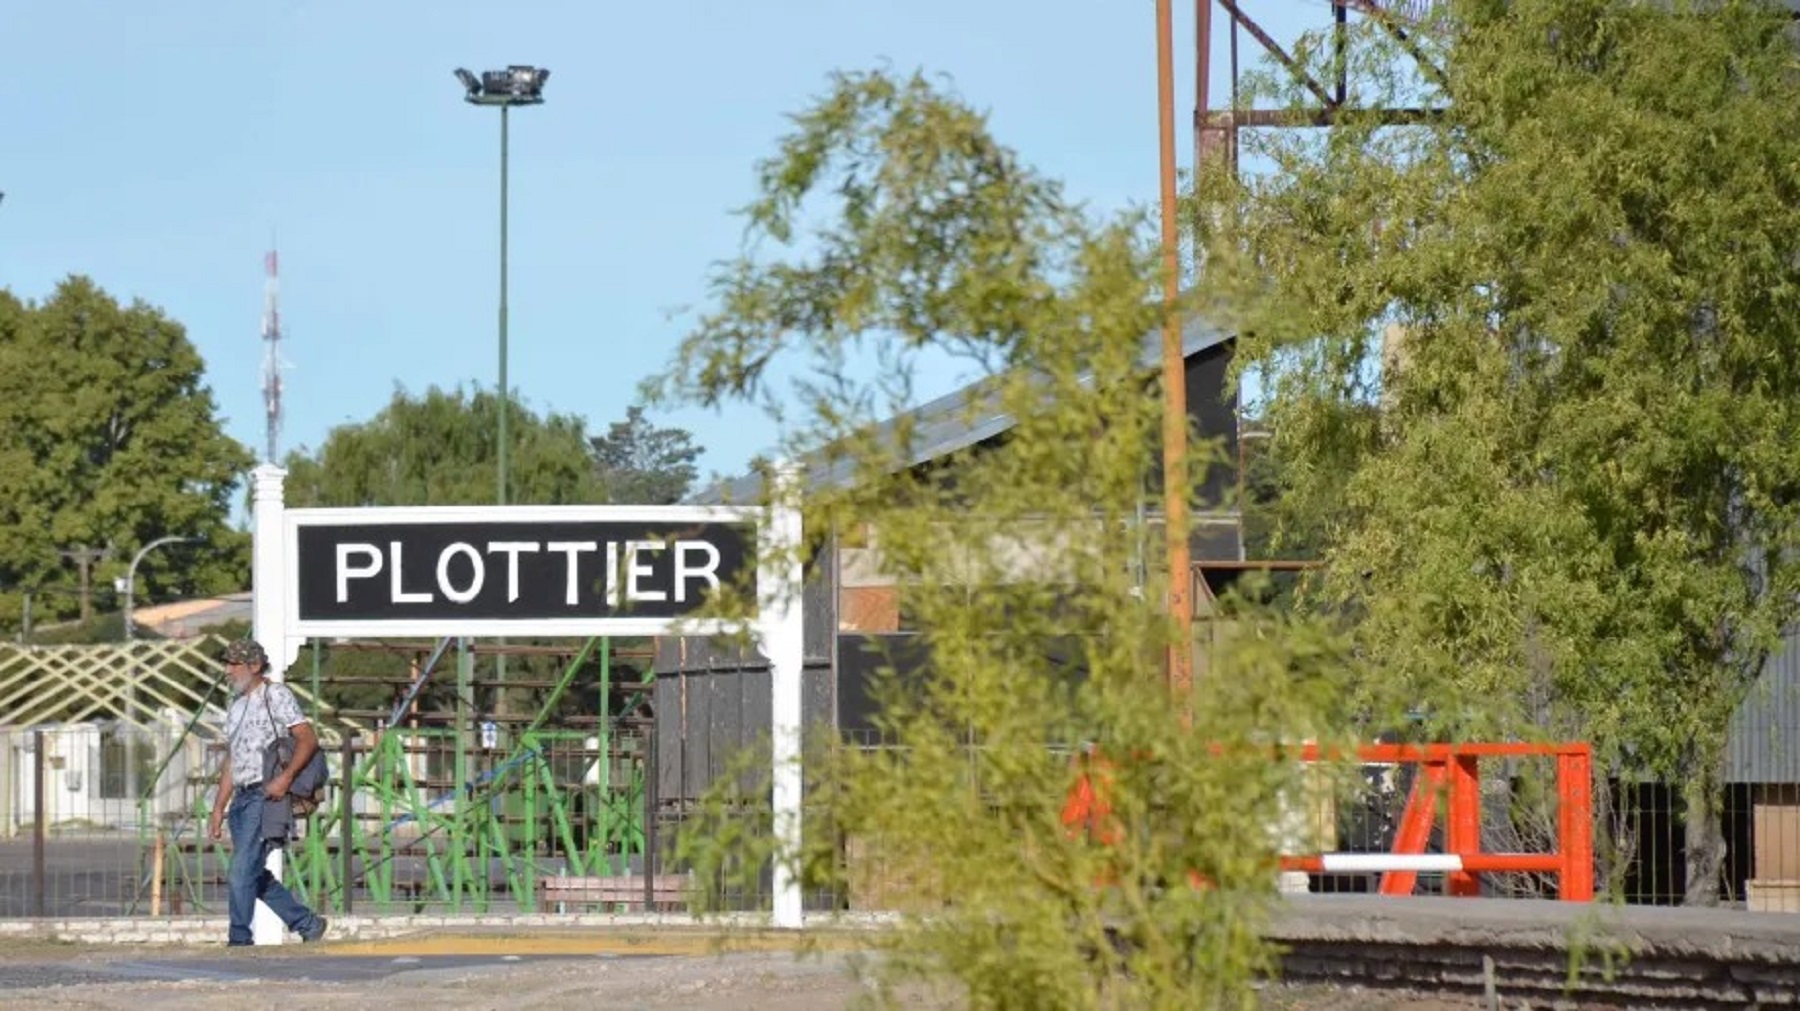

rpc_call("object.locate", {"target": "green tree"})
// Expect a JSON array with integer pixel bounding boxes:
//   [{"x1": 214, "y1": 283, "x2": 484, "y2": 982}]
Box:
[
  {"x1": 1203, "y1": 0, "x2": 1800, "y2": 903},
  {"x1": 0, "y1": 276, "x2": 253, "y2": 631},
  {"x1": 282, "y1": 384, "x2": 601, "y2": 507},
  {"x1": 651, "y1": 69, "x2": 1350, "y2": 1008},
  {"x1": 590, "y1": 405, "x2": 700, "y2": 504}
]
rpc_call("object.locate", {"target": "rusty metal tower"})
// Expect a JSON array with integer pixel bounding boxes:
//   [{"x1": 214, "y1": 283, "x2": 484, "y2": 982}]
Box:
[
  {"x1": 1175, "y1": 2, "x2": 1419, "y2": 637},
  {"x1": 1192, "y1": 0, "x2": 1447, "y2": 180}
]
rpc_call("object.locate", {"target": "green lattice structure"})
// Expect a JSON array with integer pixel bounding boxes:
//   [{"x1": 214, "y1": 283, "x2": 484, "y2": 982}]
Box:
[{"x1": 139, "y1": 635, "x2": 652, "y2": 915}]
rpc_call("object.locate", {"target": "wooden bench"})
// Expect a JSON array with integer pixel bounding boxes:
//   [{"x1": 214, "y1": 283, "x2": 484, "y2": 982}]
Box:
[{"x1": 540, "y1": 874, "x2": 689, "y2": 912}]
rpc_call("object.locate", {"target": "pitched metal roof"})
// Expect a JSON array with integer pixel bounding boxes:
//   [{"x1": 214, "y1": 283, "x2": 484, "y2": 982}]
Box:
[{"x1": 687, "y1": 312, "x2": 1233, "y2": 505}]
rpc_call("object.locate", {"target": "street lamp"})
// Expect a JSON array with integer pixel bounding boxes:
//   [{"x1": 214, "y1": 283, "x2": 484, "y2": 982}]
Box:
[
  {"x1": 118, "y1": 534, "x2": 197, "y2": 815},
  {"x1": 122, "y1": 535, "x2": 199, "y2": 645},
  {"x1": 454, "y1": 64, "x2": 549, "y2": 507}
]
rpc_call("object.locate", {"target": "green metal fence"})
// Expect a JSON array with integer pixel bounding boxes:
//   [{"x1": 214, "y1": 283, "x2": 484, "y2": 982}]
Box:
[{"x1": 97, "y1": 635, "x2": 657, "y2": 917}]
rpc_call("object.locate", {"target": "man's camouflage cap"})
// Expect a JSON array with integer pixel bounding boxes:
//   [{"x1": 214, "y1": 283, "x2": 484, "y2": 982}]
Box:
[{"x1": 220, "y1": 639, "x2": 268, "y2": 667}]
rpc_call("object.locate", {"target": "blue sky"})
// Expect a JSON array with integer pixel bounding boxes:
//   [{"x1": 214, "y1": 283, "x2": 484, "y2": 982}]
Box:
[{"x1": 1, "y1": 0, "x2": 1313, "y2": 491}]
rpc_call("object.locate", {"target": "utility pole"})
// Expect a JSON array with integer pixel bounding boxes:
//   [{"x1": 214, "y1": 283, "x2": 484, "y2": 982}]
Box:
[
  {"x1": 59, "y1": 544, "x2": 115, "y2": 624},
  {"x1": 1157, "y1": 0, "x2": 1195, "y2": 696}
]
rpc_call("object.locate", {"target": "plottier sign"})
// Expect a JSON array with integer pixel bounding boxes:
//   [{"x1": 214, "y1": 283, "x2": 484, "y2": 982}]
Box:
[{"x1": 284, "y1": 505, "x2": 758, "y2": 637}]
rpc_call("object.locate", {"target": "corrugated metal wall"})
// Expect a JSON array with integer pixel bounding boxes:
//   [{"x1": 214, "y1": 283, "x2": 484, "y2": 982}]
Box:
[
  {"x1": 652, "y1": 544, "x2": 838, "y2": 804},
  {"x1": 1726, "y1": 629, "x2": 1800, "y2": 784}
]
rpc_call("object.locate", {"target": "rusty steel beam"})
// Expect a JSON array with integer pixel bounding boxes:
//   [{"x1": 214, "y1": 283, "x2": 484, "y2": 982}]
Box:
[
  {"x1": 1157, "y1": 0, "x2": 1194, "y2": 698},
  {"x1": 1199, "y1": 106, "x2": 1444, "y2": 129},
  {"x1": 1195, "y1": 0, "x2": 1232, "y2": 175},
  {"x1": 1334, "y1": 0, "x2": 1350, "y2": 105},
  {"x1": 1336, "y1": 0, "x2": 1420, "y2": 35},
  {"x1": 1335, "y1": 0, "x2": 1453, "y2": 91},
  {"x1": 1196, "y1": 559, "x2": 1324, "y2": 572},
  {"x1": 1215, "y1": 0, "x2": 1339, "y2": 110}
]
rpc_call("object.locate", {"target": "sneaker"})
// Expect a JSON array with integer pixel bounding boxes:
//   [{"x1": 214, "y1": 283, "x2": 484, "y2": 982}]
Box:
[{"x1": 299, "y1": 917, "x2": 328, "y2": 943}]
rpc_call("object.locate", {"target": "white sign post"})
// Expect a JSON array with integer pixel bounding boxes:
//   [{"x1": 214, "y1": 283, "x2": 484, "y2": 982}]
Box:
[
  {"x1": 248, "y1": 464, "x2": 298, "y2": 946},
  {"x1": 758, "y1": 464, "x2": 806, "y2": 929},
  {"x1": 247, "y1": 461, "x2": 807, "y2": 941}
]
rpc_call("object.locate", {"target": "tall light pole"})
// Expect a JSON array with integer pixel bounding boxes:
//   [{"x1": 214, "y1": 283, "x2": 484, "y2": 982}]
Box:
[
  {"x1": 120, "y1": 534, "x2": 197, "y2": 813},
  {"x1": 455, "y1": 65, "x2": 549, "y2": 507},
  {"x1": 456, "y1": 64, "x2": 548, "y2": 717}
]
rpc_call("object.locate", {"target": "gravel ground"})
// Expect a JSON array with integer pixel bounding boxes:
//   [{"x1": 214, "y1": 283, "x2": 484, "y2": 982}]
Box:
[
  {"x1": 0, "y1": 942, "x2": 1486, "y2": 1011},
  {"x1": 0, "y1": 951, "x2": 944, "y2": 1011}
]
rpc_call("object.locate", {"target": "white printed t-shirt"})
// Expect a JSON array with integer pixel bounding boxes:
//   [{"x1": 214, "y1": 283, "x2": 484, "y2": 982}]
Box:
[{"x1": 223, "y1": 681, "x2": 306, "y2": 787}]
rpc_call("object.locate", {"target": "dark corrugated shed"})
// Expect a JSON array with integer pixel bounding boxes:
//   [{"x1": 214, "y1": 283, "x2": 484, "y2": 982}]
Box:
[{"x1": 1727, "y1": 629, "x2": 1800, "y2": 784}]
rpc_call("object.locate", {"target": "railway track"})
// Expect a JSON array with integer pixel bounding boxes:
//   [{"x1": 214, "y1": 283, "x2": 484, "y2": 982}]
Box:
[{"x1": 1270, "y1": 895, "x2": 1800, "y2": 1008}]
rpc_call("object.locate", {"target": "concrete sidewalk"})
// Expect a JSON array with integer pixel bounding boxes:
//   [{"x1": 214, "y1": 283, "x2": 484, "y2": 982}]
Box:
[{"x1": 8, "y1": 894, "x2": 1800, "y2": 949}]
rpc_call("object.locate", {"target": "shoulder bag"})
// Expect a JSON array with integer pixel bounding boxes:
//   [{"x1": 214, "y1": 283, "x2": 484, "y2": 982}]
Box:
[{"x1": 262, "y1": 686, "x2": 329, "y2": 816}]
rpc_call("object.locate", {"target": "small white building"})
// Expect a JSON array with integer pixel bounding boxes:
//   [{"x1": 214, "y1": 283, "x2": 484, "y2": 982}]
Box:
[{"x1": 1, "y1": 710, "x2": 222, "y2": 836}]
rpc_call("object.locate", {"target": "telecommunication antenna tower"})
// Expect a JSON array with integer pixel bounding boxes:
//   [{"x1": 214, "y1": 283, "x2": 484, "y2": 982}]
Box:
[{"x1": 260, "y1": 248, "x2": 285, "y2": 464}]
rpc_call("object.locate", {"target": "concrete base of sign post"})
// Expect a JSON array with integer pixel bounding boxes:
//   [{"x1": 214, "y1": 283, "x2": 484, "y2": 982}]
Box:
[{"x1": 251, "y1": 848, "x2": 286, "y2": 945}]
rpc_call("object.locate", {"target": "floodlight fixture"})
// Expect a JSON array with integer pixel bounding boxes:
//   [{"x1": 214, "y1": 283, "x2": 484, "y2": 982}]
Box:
[
  {"x1": 455, "y1": 64, "x2": 549, "y2": 107},
  {"x1": 452, "y1": 62, "x2": 549, "y2": 513}
]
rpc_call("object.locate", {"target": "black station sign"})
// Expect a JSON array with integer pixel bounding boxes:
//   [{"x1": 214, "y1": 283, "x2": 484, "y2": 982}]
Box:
[{"x1": 289, "y1": 510, "x2": 755, "y2": 633}]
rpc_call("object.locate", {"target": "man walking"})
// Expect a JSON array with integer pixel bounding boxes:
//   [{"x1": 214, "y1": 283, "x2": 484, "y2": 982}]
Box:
[{"x1": 206, "y1": 638, "x2": 328, "y2": 946}]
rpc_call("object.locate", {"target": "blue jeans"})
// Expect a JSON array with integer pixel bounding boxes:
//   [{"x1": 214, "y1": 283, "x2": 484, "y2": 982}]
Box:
[{"x1": 226, "y1": 786, "x2": 321, "y2": 945}]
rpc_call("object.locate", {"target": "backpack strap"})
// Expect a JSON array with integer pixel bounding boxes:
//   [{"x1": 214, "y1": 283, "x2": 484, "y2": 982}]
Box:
[{"x1": 261, "y1": 683, "x2": 296, "y2": 741}]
